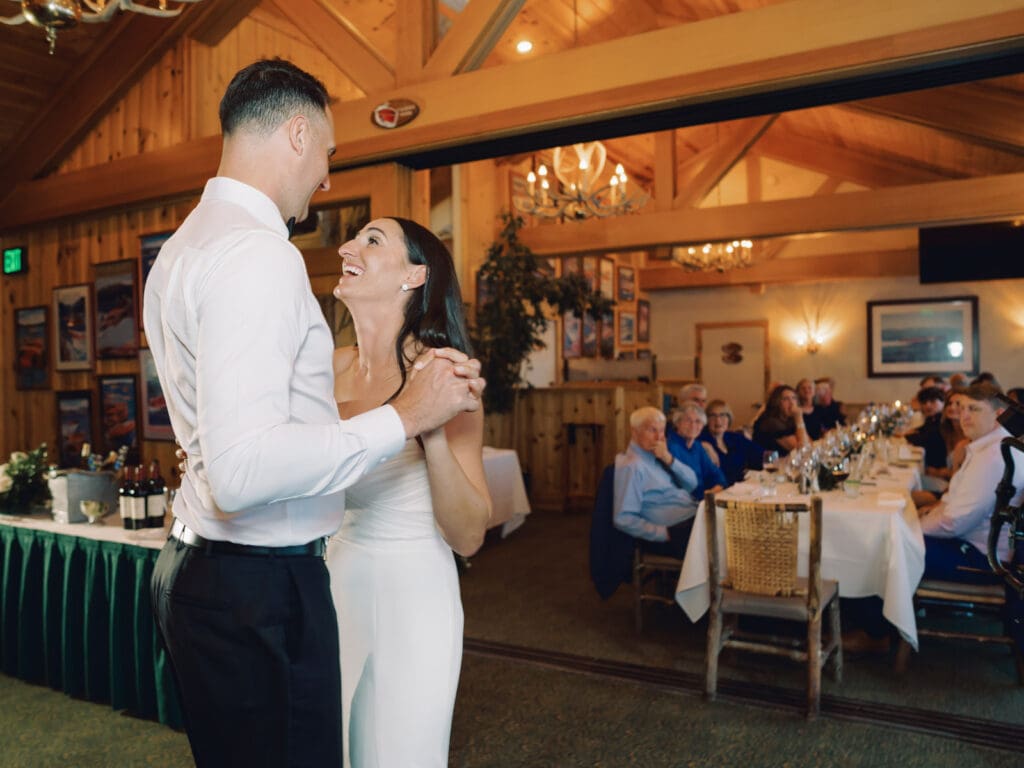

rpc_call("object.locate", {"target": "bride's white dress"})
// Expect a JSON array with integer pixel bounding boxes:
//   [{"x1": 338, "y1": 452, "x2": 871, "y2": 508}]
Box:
[{"x1": 326, "y1": 439, "x2": 463, "y2": 768}]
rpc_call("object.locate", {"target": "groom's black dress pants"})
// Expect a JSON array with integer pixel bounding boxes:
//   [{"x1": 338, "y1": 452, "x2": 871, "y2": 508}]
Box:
[{"x1": 152, "y1": 534, "x2": 342, "y2": 768}]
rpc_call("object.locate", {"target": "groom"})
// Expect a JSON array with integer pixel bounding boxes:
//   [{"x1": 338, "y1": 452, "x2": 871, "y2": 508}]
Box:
[{"x1": 145, "y1": 59, "x2": 484, "y2": 767}]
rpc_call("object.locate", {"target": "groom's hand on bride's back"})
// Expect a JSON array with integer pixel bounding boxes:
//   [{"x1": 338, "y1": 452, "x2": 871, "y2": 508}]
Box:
[{"x1": 392, "y1": 348, "x2": 486, "y2": 438}]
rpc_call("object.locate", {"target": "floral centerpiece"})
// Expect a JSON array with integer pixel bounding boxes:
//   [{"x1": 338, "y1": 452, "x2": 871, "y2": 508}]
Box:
[{"x1": 0, "y1": 443, "x2": 51, "y2": 514}]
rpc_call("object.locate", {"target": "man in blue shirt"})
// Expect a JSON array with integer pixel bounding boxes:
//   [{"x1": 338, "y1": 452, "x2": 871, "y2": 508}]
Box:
[{"x1": 614, "y1": 406, "x2": 700, "y2": 557}]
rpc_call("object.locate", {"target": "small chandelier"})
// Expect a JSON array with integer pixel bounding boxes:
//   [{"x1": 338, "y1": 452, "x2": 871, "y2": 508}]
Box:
[
  {"x1": 513, "y1": 141, "x2": 649, "y2": 221},
  {"x1": 671, "y1": 240, "x2": 754, "y2": 273},
  {"x1": 1, "y1": 0, "x2": 204, "y2": 54}
]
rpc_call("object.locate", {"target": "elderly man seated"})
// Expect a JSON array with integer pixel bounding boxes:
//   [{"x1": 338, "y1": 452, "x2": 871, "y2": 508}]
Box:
[{"x1": 614, "y1": 406, "x2": 700, "y2": 558}]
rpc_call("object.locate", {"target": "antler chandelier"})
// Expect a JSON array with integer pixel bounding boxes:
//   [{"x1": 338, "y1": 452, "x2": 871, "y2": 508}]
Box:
[
  {"x1": 671, "y1": 240, "x2": 755, "y2": 273},
  {"x1": 1, "y1": 0, "x2": 204, "y2": 54},
  {"x1": 513, "y1": 141, "x2": 649, "y2": 221}
]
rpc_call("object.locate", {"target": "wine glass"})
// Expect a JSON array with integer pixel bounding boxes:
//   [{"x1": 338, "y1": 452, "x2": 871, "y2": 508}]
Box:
[
  {"x1": 761, "y1": 450, "x2": 780, "y2": 495},
  {"x1": 829, "y1": 456, "x2": 851, "y2": 492}
]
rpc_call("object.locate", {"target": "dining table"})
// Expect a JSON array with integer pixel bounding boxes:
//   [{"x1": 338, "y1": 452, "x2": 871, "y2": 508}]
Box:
[
  {"x1": 675, "y1": 448, "x2": 928, "y2": 649},
  {"x1": 482, "y1": 446, "x2": 532, "y2": 537}
]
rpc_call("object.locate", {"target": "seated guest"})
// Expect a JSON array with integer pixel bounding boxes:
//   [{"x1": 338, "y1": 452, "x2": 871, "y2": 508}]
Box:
[
  {"x1": 699, "y1": 399, "x2": 764, "y2": 486},
  {"x1": 795, "y1": 378, "x2": 823, "y2": 440},
  {"x1": 949, "y1": 372, "x2": 969, "y2": 389},
  {"x1": 677, "y1": 382, "x2": 708, "y2": 410},
  {"x1": 667, "y1": 402, "x2": 726, "y2": 498},
  {"x1": 971, "y1": 371, "x2": 1002, "y2": 390},
  {"x1": 613, "y1": 406, "x2": 700, "y2": 558},
  {"x1": 934, "y1": 388, "x2": 969, "y2": 479},
  {"x1": 1008, "y1": 387, "x2": 1024, "y2": 404},
  {"x1": 905, "y1": 386, "x2": 947, "y2": 471},
  {"x1": 812, "y1": 376, "x2": 846, "y2": 432},
  {"x1": 917, "y1": 381, "x2": 1024, "y2": 581},
  {"x1": 752, "y1": 385, "x2": 810, "y2": 457}
]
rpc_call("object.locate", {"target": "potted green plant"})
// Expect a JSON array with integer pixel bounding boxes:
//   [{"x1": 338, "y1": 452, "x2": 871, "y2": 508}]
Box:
[{"x1": 471, "y1": 213, "x2": 613, "y2": 415}]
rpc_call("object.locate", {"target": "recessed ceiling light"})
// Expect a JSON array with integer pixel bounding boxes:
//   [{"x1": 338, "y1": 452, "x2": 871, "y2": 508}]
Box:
[{"x1": 516, "y1": 40, "x2": 533, "y2": 54}]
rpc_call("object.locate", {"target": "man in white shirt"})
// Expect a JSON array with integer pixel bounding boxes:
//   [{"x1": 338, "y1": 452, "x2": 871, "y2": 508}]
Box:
[
  {"x1": 144, "y1": 59, "x2": 483, "y2": 768},
  {"x1": 918, "y1": 381, "x2": 1024, "y2": 581}
]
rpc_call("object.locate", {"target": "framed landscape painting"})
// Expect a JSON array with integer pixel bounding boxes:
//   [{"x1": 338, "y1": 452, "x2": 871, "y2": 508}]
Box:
[
  {"x1": 52, "y1": 284, "x2": 93, "y2": 372},
  {"x1": 14, "y1": 306, "x2": 48, "y2": 390},
  {"x1": 56, "y1": 390, "x2": 93, "y2": 468},
  {"x1": 139, "y1": 348, "x2": 175, "y2": 441},
  {"x1": 867, "y1": 296, "x2": 978, "y2": 377},
  {"x1": 98, "y1": 375, "x2": 139, "y2": 454},
  {"x1": 94, "y1": 260, "x2": 139, "y2": 359}
]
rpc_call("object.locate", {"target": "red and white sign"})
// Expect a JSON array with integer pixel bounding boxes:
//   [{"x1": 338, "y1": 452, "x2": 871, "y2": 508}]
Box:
[{"x1": 371, "y1": 99, "x2": 419, "y2": 129}]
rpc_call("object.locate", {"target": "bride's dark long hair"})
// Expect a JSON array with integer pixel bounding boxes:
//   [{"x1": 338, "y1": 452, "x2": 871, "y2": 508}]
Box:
[{"x1": 387, "y1": 217, "x2": 472, "y2": 401}]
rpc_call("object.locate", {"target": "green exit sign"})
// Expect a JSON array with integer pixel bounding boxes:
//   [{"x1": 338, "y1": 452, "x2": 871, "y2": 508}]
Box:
[{"x1": 3, "y1": 246, "x2": 26, "y2": 275}]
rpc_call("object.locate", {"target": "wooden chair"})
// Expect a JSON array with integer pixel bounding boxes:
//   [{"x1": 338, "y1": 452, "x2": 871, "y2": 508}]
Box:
[
  {"x1": 704, "y1": 493, "x2": 842, "y2": 719},
  {"x1": 894, "y1": 572, "x2": 1024, "y2": 684},
  {"x1": 632, "y1": 542, "x2": 683, "y2": 633}
]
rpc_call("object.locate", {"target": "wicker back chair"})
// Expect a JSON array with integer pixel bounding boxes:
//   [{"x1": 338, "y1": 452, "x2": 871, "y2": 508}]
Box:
[{"x1": 704, "y1": 492, "x2": 842, "y2": 719}]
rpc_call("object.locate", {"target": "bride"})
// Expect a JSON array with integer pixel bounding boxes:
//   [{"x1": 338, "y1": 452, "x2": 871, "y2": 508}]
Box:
[{"x1": 326, "y1": 216, "x2": 492, "y2": 767}]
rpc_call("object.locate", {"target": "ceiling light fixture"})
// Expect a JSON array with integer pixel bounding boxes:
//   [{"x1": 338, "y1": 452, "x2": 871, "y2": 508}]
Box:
[
  {"x1": 1, "y1": 0, "x2": 204, "y2": 54},
  {"x1": 671, "y1": 240, "x2": 754, "y2": 273},
  {"x1": 513, "y1": 141, "x2": 649, "y2": 221},
  {"x1": 515, "y1": 39, "x2": 532, "y2": 54}
]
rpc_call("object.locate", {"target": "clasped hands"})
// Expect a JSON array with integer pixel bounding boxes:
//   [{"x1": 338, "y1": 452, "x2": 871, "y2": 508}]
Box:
[{"x1": 393, "y1": 347, "x2": 487, "y2": 438}]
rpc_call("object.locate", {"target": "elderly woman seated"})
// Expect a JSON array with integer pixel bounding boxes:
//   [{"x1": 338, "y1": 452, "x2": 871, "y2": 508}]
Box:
[
  {"x1": 666, "y1": 401, "x2": 725, "y2": 498},
  {"x1": 698, "y1": 399, "x2": 764, "y2": 487}
]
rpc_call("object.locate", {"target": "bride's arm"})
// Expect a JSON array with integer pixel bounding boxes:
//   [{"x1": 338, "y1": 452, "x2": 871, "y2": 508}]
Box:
[{"x1": 421, "y1": 408, "x2": 492, "y2": 556}]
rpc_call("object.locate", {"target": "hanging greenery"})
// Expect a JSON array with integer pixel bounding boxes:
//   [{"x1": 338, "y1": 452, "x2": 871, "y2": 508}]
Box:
[{"x1": 471, "y1": 213, "x2": 614, "y2": 414}]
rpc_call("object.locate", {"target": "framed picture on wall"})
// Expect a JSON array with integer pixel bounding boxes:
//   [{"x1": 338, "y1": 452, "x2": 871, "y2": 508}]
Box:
[
  {"x1": 14, "y1": 306, "x2": 49, "y2": 390},
  {"x1": 139, "y1": 231, "x2": 172, "y2": 294},
  {"x1": 617, "y1": 266, "x2": 635, "y2": 301},
  {"x1": 619, "y1": 311, "x2": 636, "y2": 346},
  {"x1": 599, "y1": 258, "x2": 615, "y2": 299},
  {"x1": 581, "y1": 256, "x2": 599, "y2": 293},
  {"x1": 94, "y1": 259, "x2": 138, "y2": 359},
  {"x1": 582, "y1": 312, "x2": 597, "y2": 357},
  {"x1": 52, "y1": 284, "x2": 93, "y2": 372},
  {"x1": 139, "y1": 348, "x2": 175, "y2": 441},
  {"x1": 563, "y1": 311, "x2": 582, "y2": 359},
  {"x1": 55, "y1": 390, "x2": 93, "y2": 468},
  {"x1": 599, "y1": 310, "x2": 615, "y2": 359},
  {"x1": 637, "y1": 299, "x2": 651, "y2": 343},
  {"x1": 867, "y1": 296, "x2": 979, "y2": 377},
  {"x1": 97, "y1": 375, "x2": 139, "y2": 455}
]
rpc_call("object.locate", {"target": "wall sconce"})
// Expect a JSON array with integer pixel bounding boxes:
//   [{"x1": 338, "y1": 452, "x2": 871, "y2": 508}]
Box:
[{"x1": 796, "y1": 331, "x2": 824, "y2": 354}]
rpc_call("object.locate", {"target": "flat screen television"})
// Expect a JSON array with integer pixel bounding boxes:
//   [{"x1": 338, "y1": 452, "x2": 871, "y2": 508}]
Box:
[{"x1": 919, "y1": 222, "x2": 1024, "y2": 283}]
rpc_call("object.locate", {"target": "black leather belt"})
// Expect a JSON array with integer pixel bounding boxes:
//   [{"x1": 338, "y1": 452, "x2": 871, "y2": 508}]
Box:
[{"x1": 169, "y1": 519, "x2": 326, "y2": 558}]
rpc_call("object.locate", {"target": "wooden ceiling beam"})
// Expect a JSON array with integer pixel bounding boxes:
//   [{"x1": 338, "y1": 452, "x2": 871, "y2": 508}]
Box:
[
  {"x1": 848, "y1": 84, "x2": 1024, "y2": 155},
  {"x1": 640, "y1": 249, "x2": 918, "y2": 291},
  {"x1": 515, "y1": 172, "x2": 1024, "y2": 256},
  {"x1": 0, "y1": 4, "x2": 214, "y2": 190},
  {"x1": 421, "y1": 0, "x2": 526, "y2": 80},
  {"x1": 653, "y1": 130, "x2": 677, "y2": 211},
  {"x1": 395, "y1": 0, "x2": 436, "y2": 86},
  {"x1": 755, "y1": 131, "x2": 955, "y2": 187},
  {"x1": 268, "y1": 0, "x2": 394, "y2": 95},
  {"x1": 674, "y1": 115, "x2": 776, "y2": 208},
  {"x1": 189, "y1": 0, "x2": 263, "y2": 46},
  {"x1": 327, "y1": 0, "x2": 1024, "y2": 167}
]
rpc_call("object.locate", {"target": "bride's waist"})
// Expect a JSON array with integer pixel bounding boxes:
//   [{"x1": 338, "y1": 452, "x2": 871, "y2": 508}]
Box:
[{"x1": 333, "y1": 506, "x2": 440, "y2": 542}]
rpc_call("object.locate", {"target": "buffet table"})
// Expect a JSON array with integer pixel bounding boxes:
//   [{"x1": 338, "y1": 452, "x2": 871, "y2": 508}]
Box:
[
  {"x1": 676, "y1": 460, "x2": 927, "y2": 649},
  {"x1": 0, "y1": 513, "x2": 182, "y2": 727}
]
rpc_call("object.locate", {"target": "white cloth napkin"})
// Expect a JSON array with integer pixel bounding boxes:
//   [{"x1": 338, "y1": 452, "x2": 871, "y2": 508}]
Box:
[{"x1": 876, "y1": 491, "x2": 906, "y2": 508}]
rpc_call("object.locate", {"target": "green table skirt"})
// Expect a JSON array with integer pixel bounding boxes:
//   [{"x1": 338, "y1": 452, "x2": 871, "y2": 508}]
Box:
[{"x1": 0, "y1": 522, "x2": 182, "y2": 728}]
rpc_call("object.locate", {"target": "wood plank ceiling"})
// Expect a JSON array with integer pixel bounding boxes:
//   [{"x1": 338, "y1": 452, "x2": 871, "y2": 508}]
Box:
[{"x1": 1, "y1": 0, "x2": 1023, "y2": 272}]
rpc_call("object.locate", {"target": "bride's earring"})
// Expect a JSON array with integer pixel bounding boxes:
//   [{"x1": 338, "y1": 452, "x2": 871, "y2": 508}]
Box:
[{"x1": 401, "y1": 283, "x2": 410, "y2": 292}]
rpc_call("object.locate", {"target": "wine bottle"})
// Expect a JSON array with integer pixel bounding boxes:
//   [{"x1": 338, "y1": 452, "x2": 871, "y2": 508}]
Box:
[
  {"x1": 146, "y1": 459, "x2": 167, "y2": 529},
  {"x1": 118, "y1": 467, "x2": 132, "y2": 530},
  {"x1": 127, "y1": 465, "x2": 147, "y2": 531}
]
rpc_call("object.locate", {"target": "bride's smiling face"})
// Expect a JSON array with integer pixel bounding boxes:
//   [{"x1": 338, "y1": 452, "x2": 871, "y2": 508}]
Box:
[{"x1": 333, "y1": 218, "x2": 422, "y2": 303}]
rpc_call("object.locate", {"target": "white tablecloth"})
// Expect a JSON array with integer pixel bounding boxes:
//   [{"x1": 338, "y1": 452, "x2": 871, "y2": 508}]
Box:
[
  {"x1": 675, "y1": 462, "x2": 926, "y2": 649},
  {"x1": 482, "y1": 447, "x2": 531, "y2": 537},
  {"x1": 0, "y1": 510, "x2": 168, "y2": 549}
]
